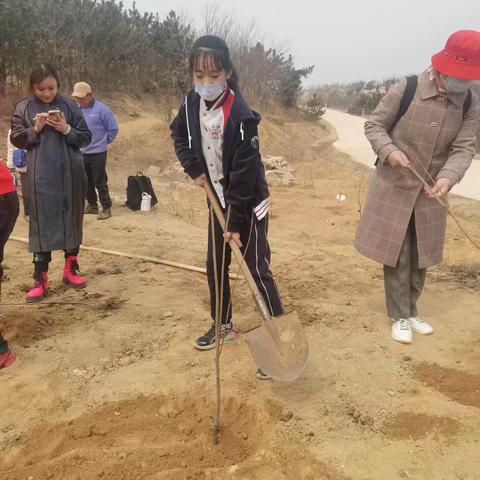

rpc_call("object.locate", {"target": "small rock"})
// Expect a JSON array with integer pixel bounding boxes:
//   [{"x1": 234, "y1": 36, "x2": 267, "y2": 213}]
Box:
[
  {"x1": 163, "y1": 312, "x2": 173, "y2": 318},
  {"x1": 119, "y1": 357, "x2": 131, "y2": 367},
  {"x1": 388, "y1": 391, "x2": 396, "y2": 397},
  {"x1": 280, "y1": 409, "x2": 293, "y2": 422},
  {"x1": 72, "y1": 424, "x2": 93, "y2": 440},
  {"x1": 114, "y1": 411, "x2": 121, "y2": 416},
  {"x1": 242, "y1": 432, "x2": 249, "y2": 440},
  {"x1": 402, "y1": 355, "x2": 412, "y2": 362}
]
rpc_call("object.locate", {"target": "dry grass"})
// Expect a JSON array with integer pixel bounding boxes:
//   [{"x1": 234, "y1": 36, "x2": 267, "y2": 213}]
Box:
[{"x1": 447, "y1": 263, "x2": 480, "y2": 289}]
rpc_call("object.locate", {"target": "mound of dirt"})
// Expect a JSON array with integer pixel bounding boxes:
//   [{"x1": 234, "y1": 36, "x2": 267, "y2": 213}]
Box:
[
  {"x1": 382, "y1": 412, "x2": 460, "y2": 441},
  {"x1": 413, "y1": 362, "x2": 480, "y2": 409},
  {"x1": 3, "y1": 392, "x2": 276, "y2": 480}
]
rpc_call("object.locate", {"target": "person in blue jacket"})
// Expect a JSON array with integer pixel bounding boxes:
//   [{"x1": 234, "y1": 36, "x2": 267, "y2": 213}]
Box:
[{"x1": 72, "y1": 81, "x2": 118, "y2": 220}]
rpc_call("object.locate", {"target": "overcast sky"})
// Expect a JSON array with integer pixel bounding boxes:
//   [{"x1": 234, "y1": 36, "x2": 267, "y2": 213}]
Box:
[{"x1": 125, "y1": 0, "x2": 479, "y2": 86}]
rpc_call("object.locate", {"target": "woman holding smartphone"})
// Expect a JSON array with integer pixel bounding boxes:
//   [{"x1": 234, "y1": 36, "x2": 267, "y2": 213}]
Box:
[{"x1": 10, "y1": 63, "x2": 92, "y2": 302}]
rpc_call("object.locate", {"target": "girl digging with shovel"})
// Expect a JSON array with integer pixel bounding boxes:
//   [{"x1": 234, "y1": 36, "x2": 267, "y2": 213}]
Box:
[{"x1": 170, "y1": 35, "x2": 285, "y2": 380}]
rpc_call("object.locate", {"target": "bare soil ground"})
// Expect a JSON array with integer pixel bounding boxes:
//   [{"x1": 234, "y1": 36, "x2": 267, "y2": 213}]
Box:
[{"x1": 1, "y1": 98, "x2": 480, "y2": 480}]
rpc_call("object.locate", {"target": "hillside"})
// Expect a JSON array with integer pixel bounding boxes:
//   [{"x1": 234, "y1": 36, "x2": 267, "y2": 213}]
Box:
[{"x1": 1, "y1": 97, "x2": 480, "y2": 479}]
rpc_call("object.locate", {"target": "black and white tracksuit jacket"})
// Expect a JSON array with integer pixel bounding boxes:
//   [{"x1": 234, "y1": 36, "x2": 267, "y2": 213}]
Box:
[
  {"x1": 170, "y1": 85, "x2": 284, "y2": 322},
  {"x1": 170, "y1": 84, "x2": 269, "y2": 232}
]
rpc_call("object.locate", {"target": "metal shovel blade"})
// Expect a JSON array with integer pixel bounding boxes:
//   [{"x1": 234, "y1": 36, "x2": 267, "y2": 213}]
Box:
[{"x1": 243, "y1": 311, "x2": 308, "y2": 382}]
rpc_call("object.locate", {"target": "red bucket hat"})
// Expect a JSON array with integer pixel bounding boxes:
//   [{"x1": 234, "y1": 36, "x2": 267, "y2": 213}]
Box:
[{"x1": 431, "y1": 30, "x2": 480, "y2": 80}]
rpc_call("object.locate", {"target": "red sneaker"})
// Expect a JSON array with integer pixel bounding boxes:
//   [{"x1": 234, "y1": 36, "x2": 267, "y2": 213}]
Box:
[
  {"x1": 26, "y1": 272, "x2": 48, "y2": 303},
  {"x1": 0, "y1": 350, "x2": 16, "y2": 368},
  {"x1": 63, "y1": 256, "x2": 86, "y2": 289}
]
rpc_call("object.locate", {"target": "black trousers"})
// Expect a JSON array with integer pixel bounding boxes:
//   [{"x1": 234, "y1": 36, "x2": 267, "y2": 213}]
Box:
[
  {"x1": 0, "y1": 191, "x2": 19, "y2": 353},
  {"x1": 0, "y1": 192, "x2": 19, "y2": 281},
  {"x1": 33, "y1": 248, "x2": 80, "y2": 275},
  {"x1": 207, "y1": 208, "x2": 284, "y2": 326},
  {"x1": 84, "y1": 151, "x2": 112, "y2": 209}
]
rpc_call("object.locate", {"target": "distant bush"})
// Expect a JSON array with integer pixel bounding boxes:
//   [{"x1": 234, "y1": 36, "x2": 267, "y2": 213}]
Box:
[
  {"x1": 304, "y1": 94, "x2": 326, "y2": 120},
  {"x1": 309, "y1": 78, "x2": 395, "y2": 116}
]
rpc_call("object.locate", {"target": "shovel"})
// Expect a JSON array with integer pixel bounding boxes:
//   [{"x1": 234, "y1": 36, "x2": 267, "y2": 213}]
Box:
[{"x1": 204, "y1": 183, "x2": 308, "y2": 381}]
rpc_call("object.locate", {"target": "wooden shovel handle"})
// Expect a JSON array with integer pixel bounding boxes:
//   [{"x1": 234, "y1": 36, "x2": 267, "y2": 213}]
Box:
[{"x1": 204, "y1": 183, "x2": 272, "y2": 322}]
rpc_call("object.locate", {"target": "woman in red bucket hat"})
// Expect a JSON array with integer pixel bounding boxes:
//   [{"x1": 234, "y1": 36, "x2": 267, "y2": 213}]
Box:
[
  {"x1": 355, "y1": 30, "x2": 480, "y2": 345},
  {"x1": 432, "y1": 30, "x2": 480, "y2": 81}
]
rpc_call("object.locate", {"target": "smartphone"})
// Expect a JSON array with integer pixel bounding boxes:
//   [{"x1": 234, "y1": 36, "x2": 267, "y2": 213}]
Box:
[
  {"x1": 48, "y1": 109, "x2": 61, "y2": 116},
  {"x1": 33, "y1": 112, "x2": 48, "y2": 121}
]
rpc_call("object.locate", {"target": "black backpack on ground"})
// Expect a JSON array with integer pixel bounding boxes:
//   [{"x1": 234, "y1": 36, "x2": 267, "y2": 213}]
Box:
[
  {"x1": 374, "y1": 76, "x2": 472, "y2": 166},
  {"x1": 126, "y1": 171, "x2": 158, "y2": 210}
]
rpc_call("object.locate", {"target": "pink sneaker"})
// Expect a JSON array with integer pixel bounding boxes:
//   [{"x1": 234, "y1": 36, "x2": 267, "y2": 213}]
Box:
[
  {"x1": 63, "y1": 256, "x2": 86, "y2": 289},
  {"x1": 0, "y1": 350, "x2": 16, "y2": 368},
  {"x1": 26, "y1": 272, "x2": 48, "y2": 303}
]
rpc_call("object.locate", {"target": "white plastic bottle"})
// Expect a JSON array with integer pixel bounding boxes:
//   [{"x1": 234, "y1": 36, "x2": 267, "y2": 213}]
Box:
[{"x1": 140, "y1": 192, "x2": 152, "y2": 211}]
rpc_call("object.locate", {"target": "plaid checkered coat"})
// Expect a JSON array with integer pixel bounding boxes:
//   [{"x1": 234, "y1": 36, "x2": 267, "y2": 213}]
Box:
[{"x1": 355, "y1": 70, "x2": 480, "y2": 268}]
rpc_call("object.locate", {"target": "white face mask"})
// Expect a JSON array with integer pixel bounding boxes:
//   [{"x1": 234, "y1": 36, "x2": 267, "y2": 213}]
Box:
[
  {"x1": 194, "y1": 81, "x2": 226, "y2": 101},
  {"x1": 440, "y1": 74, "x2": 472, "y2": 93}
]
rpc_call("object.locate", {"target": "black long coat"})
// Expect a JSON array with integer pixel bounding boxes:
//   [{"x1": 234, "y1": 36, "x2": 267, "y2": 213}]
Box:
[{"x1": 10, "y1": 95, "x2": 91, "y2": 252}]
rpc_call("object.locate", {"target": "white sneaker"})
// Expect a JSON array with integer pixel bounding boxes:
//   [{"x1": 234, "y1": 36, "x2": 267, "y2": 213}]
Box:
[
  {"x1": 391, "y1": 319, "x2": 413, "y2": 344},
  {"x1": 409, "y1": 316, "x2": 433, "y2": 335}
]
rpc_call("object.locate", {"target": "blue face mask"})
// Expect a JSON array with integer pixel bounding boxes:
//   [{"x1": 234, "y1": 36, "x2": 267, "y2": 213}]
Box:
[
  {"x1": 194, "y1": 81, "x2": 226, "y2": 101},
  {"x1": 440, "y1": 74, "x2": 472, "y2": 93}
]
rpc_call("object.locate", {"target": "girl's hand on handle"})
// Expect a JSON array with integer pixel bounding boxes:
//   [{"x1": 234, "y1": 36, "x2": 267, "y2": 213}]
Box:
[
  {"x1": 194, "y1": 173, "x2": 207, "y2": 187},
  {"x1": 224, "y1": 231, "x2": 242, "y2": 248},
  {"x1": 387, "y1": 150, "x2": 411, "y2": 169},
  {"x1": 46, "y1": 112, "x2": 68, "y2": 133},
  {"x1": 202, "y1": 179, "x2": 242, "y2": 247},
  {"x1": 425, "y1": 177, "x2": 450, "y2": 199},
  {"x1": 34, "y1": 113, "x2": 48, "y2": 134}
]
